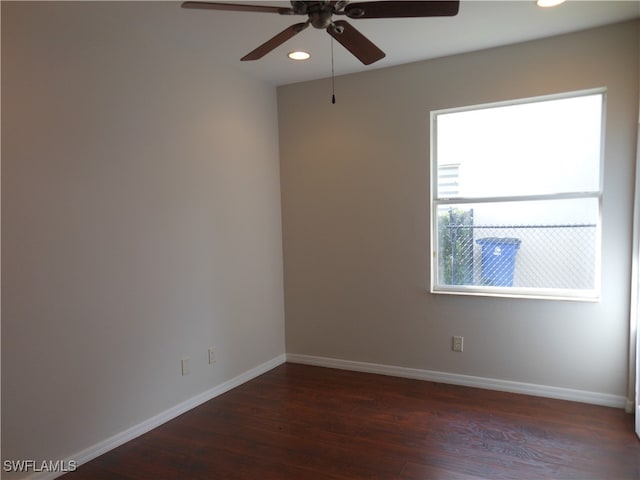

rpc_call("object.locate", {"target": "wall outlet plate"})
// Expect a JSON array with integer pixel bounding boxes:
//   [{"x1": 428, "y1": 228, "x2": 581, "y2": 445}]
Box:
[
  {"x1": 208, "y1": 347, "x2": 216, "y2": 365},
  {"x1": 181, "y1": 358, "x2": 190, "y2": 375},
  {"x1": 452, "y1": 336, "x2": 464, "y2": 352}
]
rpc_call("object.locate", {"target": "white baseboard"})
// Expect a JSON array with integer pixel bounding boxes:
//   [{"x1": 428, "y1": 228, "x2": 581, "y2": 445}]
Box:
[
  {"x1": 29, "y1": 354, "x2": 287, "y2": 480},
  {"x1": 625, "y1": 397, "x2": 635, "y2": 413},
  {"x1": 286, "y1": 353, "x2": 627, "y2": 409}
]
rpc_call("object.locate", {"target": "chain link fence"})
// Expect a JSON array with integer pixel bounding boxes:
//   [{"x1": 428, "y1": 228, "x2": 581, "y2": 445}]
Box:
[{"x1": 438, "y1": 212, "x2": 597, "y2": 290}]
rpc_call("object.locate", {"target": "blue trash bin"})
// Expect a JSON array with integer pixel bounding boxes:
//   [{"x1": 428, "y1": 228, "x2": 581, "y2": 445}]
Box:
[{"x1": 476, "y1": 237, "x2": 521, "y2": 287}]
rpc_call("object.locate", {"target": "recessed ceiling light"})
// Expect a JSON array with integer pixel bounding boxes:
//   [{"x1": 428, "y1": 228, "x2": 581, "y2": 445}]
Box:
[
  {"x1": 537, "y1": 0, "x2": 566, "y2": 7},
  {"x1": 288, "y1": 51, "x2": 310, "y2": 61}
]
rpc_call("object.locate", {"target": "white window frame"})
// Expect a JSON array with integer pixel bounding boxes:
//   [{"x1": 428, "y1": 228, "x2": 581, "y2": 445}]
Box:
[{"x1": 430, "y1": 88, "x2": 605, "y2": 301}]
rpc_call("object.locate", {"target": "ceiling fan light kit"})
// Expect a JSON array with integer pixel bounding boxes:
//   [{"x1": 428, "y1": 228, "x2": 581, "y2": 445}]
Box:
[{"x1": 181, "y1": 1, "x2": 460, "y2": 65}]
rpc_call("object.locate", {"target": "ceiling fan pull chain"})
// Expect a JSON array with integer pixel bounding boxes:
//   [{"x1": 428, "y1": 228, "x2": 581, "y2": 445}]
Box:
[{"x1": 331, "y1": 37, "x2": 336, "y2": 104}]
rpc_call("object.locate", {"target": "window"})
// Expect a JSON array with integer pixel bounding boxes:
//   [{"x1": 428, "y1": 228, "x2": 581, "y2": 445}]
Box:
[
  {"x1": 437, "y1": 163, "x2": 460, "y2": 197},
  {"x1": 431, "y1": 89, "x2": 604, "y2": 300}
]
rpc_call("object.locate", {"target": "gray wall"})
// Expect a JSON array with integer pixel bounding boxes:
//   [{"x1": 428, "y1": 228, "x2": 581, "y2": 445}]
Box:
[
  {"x1": 2, "y1": 1, "x2": 285, "y2": 473},
  {"x1": 279, "y1": 21, "x2": 639, "y2": 398}
]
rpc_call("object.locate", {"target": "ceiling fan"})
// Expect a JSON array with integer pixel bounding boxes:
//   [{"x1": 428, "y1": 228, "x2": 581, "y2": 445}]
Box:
[{"x1": 181, "y1": 1, "x2": 460, "y2": 65}]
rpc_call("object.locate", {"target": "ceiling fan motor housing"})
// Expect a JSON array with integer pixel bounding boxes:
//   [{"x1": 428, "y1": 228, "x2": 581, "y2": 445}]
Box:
[{"x1": 306, "y1": 2, "x2": 334, "y2": 29}]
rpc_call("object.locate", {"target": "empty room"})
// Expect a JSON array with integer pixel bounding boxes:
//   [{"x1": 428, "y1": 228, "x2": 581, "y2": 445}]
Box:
[{"x1": 2, "y1": 1, "x2": 640, "y2": 479}]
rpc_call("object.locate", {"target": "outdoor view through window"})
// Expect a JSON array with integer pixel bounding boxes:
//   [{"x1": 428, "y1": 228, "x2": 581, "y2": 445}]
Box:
[{"x1": 431, "y1": 90, "x2": 604, "y2": 300}]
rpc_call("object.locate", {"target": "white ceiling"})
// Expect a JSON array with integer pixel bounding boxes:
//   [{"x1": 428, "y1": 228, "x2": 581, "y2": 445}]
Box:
[{"x1": 158, "y1": 0, "x2": 639, "y2": 86}]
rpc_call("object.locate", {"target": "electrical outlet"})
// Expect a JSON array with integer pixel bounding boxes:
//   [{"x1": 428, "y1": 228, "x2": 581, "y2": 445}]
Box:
[
  {"x1": 181, "y1": 358, "x2": 190, "y2": 376},
  {"x1": 452, "y1": 336, "x2": 464, "y2": 352},
  {"x1": 208, "y1": 347, "x2": 216, "y2": 365}
]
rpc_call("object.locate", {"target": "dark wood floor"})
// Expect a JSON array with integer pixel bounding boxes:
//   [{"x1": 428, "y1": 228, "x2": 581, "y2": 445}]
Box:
[{"x1": 67, "y1": 363, "x2": 639, "y2": 479}]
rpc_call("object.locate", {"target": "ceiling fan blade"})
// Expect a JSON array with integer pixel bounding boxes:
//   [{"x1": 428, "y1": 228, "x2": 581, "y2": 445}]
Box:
[
  {"x1": 181, "y1": 2, "x2": 294, "y2": 15},
  {"x1": 344, "y1": 1, "x2": 459, "y2": 19},
  {"x1": 241, "y1": 22, "x2": 309, "y2": 61},
  {"x1": 326, "y1": 20, "x2": 385, "y2": 66}
]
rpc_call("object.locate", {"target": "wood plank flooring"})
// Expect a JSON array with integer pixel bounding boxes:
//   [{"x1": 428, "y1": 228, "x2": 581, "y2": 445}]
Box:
[{"x1": 67, "y1": 363, "x2": 639, "y2": 479}]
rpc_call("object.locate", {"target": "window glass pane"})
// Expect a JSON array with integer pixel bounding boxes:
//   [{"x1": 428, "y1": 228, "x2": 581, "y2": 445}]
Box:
[
  {"x1": 436, "y1": 94, "x2": 603, "y2": 198},
  {"x1": 436, "y1": 198, "x2": 598, "y2": 291}
]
